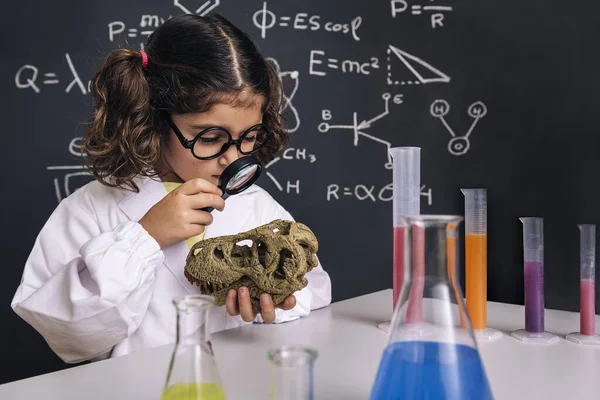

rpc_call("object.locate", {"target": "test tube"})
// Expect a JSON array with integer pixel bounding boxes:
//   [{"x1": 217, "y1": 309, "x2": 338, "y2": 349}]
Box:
[
  {"x1": 566, "y1": 224, "x2": 600, "y2": 345},
  {"x1": 379, "y1": 147, "x2": 421, "y2": 333},
  {"x1": 461, "y1": 189, "x2": 501, "y2": 341},
  {"x1": 511, "y1": 217, "x2": 559, "y2": 344}
]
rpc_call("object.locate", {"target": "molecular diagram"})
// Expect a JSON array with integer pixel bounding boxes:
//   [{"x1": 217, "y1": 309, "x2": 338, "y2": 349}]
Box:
[
  {"x1": 430, "y1": 99, "x2": 487, "y2": 156},
  {"x1": 318, "y1": 92, "x2": 404, "y2": 169},
  {"x1": 266, "y1": 57, "x2": 300, "y2": 133}
]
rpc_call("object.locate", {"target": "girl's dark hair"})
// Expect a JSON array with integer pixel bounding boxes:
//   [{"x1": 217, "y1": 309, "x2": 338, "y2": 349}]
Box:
[{"x1": 82, "y1": 13, "x2": 287, "y2": 192}]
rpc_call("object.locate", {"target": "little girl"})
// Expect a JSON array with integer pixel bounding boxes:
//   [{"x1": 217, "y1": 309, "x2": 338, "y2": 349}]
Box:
[{"x1": 11, "y1": 13, "x2": 331, "y2": 364}]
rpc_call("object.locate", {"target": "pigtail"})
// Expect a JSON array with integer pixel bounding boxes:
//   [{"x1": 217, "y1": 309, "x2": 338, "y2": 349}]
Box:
[{"x1": 82, "y1": 49, "x2": 163, "y2": 193}]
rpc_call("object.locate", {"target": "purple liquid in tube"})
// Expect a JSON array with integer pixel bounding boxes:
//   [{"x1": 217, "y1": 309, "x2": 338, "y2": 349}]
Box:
[{"x1": 524, "y1": 261, "x2": 544, "y2": 333}]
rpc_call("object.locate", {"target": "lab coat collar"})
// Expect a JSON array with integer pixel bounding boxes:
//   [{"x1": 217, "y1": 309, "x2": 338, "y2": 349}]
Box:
[
  {"x1": 116, "y1": 176, "x2": 193, "y2": 293},
  {"x1": 117, "y1": 175, "x2": 261, "y2": 293}
]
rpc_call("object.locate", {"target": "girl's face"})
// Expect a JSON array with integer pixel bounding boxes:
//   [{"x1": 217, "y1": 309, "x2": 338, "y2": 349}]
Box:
[{"x1": 162, "y1": 98, "x2": 264, "y2": 186}]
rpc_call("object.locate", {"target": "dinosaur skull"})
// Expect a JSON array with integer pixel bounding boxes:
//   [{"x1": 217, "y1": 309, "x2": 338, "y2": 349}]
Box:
[{"x1": 184, "y1": 219, "x2": 319, "y2": 307}]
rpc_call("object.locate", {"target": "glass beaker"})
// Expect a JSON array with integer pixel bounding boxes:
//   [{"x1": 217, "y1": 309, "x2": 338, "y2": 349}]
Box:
[
  {"x1": 268, "y1": 346, "x2": 318, "y2": 400},
  {"x1": 161, "y1": 295, "x2": 227, "y2": 400},
  {"x1": 370, "y1": 215, "x2": 494, "y2": 400}
]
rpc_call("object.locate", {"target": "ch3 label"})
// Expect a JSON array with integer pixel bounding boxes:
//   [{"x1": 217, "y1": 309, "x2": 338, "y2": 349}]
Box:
[
  {"x1": 282, "y1": 148, "x2": 316, "y2": 163},
  {"x1": 327, "y1": 184, "x2": 433, "y2": 205},
  {"x1": 264, "y1": 148, "x2": 317, "y2": 195}
]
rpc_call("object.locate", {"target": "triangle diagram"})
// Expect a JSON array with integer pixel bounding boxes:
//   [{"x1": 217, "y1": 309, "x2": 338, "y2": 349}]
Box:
[{"x1": 387, "y1": 45, "x2": 450, "y2": 85}]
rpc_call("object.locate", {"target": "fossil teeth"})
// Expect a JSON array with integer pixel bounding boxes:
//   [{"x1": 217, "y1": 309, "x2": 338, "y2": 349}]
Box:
[{"x1": 199, "y1": 280, "x2": 239, "y2": 293}]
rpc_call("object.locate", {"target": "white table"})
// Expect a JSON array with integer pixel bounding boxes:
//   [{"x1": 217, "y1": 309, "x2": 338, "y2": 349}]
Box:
[{"x1": 1, "y1": 289, "x2": 599, "y2": 399}]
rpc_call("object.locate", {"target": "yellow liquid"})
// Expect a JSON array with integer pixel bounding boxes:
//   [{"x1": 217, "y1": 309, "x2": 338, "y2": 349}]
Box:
[{"x1": 160, "y1": 382, "x2": 227, "y2": 400}]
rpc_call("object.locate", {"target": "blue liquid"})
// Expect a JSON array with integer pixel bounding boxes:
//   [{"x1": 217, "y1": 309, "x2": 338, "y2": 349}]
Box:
[{"x1": 369, "y1": 341, "x2": 494, "y2": 400}]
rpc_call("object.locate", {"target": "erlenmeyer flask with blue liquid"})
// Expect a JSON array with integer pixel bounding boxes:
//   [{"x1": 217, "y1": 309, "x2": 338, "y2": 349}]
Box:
[{"x1": 370, "y1": 215, "x2": 494, "y2": 400}]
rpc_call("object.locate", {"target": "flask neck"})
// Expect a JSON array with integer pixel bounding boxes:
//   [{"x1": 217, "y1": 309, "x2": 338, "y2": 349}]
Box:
[
  {"x1": 174, "y1": 296, "x2": 213, "y2": 347},
  {"x1": 405, "y1": 219, "x2": 460, "y2": 282},
  {"x1": 392, "y1": 215, "x2": 475, "y2": 346},
  {"x1": 162, "y1": 296, "x2": 224, "y2": 398}
]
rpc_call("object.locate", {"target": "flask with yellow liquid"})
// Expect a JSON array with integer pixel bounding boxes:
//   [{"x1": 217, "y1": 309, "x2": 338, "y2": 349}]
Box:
[{"x1": 161, "y1": 295, "x2": 227, "y2": 400}]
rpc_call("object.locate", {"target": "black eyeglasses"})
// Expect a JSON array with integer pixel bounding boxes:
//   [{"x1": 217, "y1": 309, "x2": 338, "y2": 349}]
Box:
[{"x1": 164, "y1": 115, "x2": 273, "y2": 160}]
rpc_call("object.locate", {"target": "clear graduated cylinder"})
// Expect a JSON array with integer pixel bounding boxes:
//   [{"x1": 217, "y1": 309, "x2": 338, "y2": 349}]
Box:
[
  {"x1": 370, "y1": 215, "x2": 494, "y2": 400},
  {"x1": 390, "y1": 147, "x2": 421, "y2": 310},
  {"x1": 566, "y1": 224, "x2": 600, "y2": 345},
  {"x1": 268, "y1": 346, "x2": 318, "y2": 400},
  {"x1": 161, "y1": 295, "x2": 227, "y2": 400},
  {"x1": 511, "y1": 218, "x2": 558, "y2": 344},
  {"x1": 461, "y1": 189, "x2": 501, "y2": 341}
]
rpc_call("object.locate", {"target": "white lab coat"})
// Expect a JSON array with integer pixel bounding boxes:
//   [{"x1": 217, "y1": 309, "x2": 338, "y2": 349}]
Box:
[{"x1": 11, "y1": 176, "x2": 332, "y2": 364}]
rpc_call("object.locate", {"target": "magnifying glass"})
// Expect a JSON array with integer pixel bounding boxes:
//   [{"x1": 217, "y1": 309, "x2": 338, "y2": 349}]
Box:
[{"x1": 201, "y1": 156, "x2": 262, "y2": 212}]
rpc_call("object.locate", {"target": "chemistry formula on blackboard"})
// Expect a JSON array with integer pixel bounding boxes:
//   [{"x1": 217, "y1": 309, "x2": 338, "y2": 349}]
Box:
[
  {"x1": 253, "y1": 1, "x2": 362, "y2": 41},
  {"x1": 327, "y1": 183, "x2": 433, "y2": 205},
  {"x1": 13, "y1": 0, "x2": 472, "y2": 206},
  {"x1": 391, "y1": 0, "x2": 454, "y2": 29}
]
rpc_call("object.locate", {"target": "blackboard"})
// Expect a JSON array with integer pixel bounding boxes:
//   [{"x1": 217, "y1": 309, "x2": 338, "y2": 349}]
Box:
[{"x1": 3, "y1": 0, "x2": 599, "y2": 383}]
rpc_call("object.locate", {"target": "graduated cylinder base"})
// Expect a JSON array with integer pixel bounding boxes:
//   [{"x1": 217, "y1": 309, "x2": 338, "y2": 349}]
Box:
[
  {"x1": 565, "y1": 332, "x2": 600, "y2": 346},
  {"x1": 378, "y1": 321, "x2": 391, "y2": 332},
  {"x1": 474, "y1": 328, "x2": 503, "y2": 342},
  {"x1": 378, "y1": 321, "x2": 439, "y2": 339},
  {"x1": 510, "y1": 329, "x2": 559, "y2": 344}
]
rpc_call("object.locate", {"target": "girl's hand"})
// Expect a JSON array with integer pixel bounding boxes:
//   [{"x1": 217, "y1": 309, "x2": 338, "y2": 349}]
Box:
[
  {"x1": 139, "y1": 178, "x2": 225, "y2": 249},
  {"x1": 225, "y1": 287, "x2": 296, "y2": 323}
]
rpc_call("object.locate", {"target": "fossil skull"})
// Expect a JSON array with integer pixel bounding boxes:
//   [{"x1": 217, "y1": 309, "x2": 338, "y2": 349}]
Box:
[{"x1": 184, "y1": 219, "x2": 319, "y2": 307}]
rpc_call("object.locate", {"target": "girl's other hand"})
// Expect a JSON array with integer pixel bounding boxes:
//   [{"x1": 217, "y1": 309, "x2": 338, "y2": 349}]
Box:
[
  {"x1": 225, "y1": 287, "x2": 296, "y2": 323},
  {"x1": 139, "y1": 178, "x2": 225, "y2": 248}
]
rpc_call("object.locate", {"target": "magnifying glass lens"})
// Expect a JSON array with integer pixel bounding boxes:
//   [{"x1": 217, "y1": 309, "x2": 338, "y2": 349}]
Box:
[
  {"x1": 226, "y1": 164, "x2": 259, "y2": 191},
  {"x1": 202, "y1": 156, "x2": 262, "y2": 212}
]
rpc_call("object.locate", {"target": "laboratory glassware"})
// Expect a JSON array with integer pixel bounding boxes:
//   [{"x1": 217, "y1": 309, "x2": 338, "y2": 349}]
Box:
[
  {"x1": 511, "y1": 218, "x2": 558, "y2": 344},
  {"x1": 370, "y1": 215, "x2": 494, "y2": 400},
  {"x1": 379, "y1": 147, "x2": 421, "y2": 333},
  {"x1": 161, "y1": 295, "x2": 227, "y2": 400},
  {"x1": 461, "y1": 188, "x2": 502, "y2": 341},
  {"x1": 566, "y1": 224, "x2": 600, "y2": 346},
  {"x1": 268, "y1": 346, "x2": 318, "y2": 400}
]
